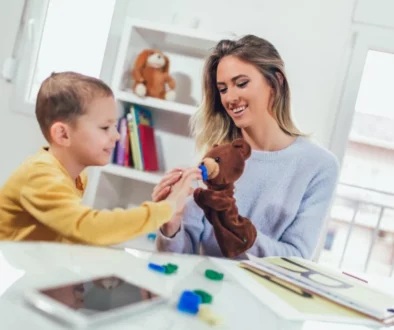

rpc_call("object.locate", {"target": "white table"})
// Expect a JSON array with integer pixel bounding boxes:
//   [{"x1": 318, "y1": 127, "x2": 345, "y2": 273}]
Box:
[{"x1": 0, "y1": 241, "x2": 391, "y2": 330}]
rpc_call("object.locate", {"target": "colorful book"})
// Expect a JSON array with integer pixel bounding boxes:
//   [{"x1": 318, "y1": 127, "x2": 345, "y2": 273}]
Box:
[
  {"x1": 133, "y1": 105, "x2": 158, "y2": 171},
  {"x1": 126, "y1": 110, "x2": 142, "y2": 170},
  {"x1": 116, "y1": 117, "x2": 128, "y2": 166},
  {"x1": 126, "y1": 104, "x2": 159, "y2": 172},
  {"x1": 138, "y1": 124, "x2": 158, "y2": 171},
  {"x1": 112, "y1": 119, "x2": 121, "y2": 164}
]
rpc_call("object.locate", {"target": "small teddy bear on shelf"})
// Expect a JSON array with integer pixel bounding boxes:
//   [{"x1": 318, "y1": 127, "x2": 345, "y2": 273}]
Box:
[
  {"x1": 194, "y1": 138, "x2": 257, "y2": 258},
  {"x1": 131, "y1": 49, "x2": 176, "y2": 101}
]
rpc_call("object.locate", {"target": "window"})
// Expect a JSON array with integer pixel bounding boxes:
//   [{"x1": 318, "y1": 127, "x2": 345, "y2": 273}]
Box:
[
  {"x1": 10, "y1": 0, "x2": 120, "y2": 114},
  {"x1": 350, "y1": 50, "x2": 394, "y2": 147},
  {"x1": 321, "y1": 27, "x2": 394, "y2": 275},
  {"x1": 28, "y1": 0, "x2": 116, "y2": 102}
]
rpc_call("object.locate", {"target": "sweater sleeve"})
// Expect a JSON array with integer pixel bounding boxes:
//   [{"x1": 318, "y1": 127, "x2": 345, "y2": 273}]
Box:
[
  {"x1": 156, "y1": 196, "x2": 205, "y2": 254},
  {"x1": 247, "y1": 160, "x2": 339, "y2": 259},
  {"x1": 20, "y1": 164, "x2": 174, "y2": 246}
]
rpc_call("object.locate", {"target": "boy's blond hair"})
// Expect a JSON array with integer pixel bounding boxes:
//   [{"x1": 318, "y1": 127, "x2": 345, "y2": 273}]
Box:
[{"x1": 35, "y1": 71, "x2": 113, "y2": 141}]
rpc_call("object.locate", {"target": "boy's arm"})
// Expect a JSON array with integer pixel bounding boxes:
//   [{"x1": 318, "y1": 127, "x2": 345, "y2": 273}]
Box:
[{"x1": 20, "y1": 165, "x2": 174, "y2": 246}]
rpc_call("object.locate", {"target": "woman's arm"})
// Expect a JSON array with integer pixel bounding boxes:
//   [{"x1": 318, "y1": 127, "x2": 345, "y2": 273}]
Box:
[
  {"x1": 156, "y1": 196, "x2": 205, "y2": 254},
  {"x1": 247, "y1": 162, "x2": 339, "y2": 259}
]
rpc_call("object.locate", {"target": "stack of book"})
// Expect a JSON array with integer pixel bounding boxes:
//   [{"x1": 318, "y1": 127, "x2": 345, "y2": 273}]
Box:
[
  {"x1": 239, "y1": 255, "x2": 394, "y2": 326},
  {"x1": 113, "y1": 104, "x2": 159, "y2": 172}
]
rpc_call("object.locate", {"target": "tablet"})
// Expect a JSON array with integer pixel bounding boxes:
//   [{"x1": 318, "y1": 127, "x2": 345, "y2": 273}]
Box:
[{"x1": 24, "y1": 275, "x2": 166, "y2": 328}]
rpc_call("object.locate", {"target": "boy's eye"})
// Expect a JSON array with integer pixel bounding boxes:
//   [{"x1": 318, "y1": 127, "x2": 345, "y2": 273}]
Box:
[{"x1": 101, "y1": 126, "x2": 109, "y2": 131}]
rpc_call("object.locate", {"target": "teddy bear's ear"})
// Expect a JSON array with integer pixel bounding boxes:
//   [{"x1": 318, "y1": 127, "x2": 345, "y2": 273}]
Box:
[
  {"x1": 232, "y1": 138, "x2": 251, "y2": 160},
  {"x1": 162, "y1": 54, "x2": 170, "y2": 73},
  {"x1": 134, "y1": 49, "x2": 154, "y2": 73}
]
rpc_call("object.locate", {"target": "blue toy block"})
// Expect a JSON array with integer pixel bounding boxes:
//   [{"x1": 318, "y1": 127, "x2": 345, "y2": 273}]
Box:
[
  {"x1": 177, "y1": 290, "x2": 202, "y2": 314},
  {"x1": 147, "y1": 232, "x2": 157, "y2": 241},
  {"x1": 148, "y1": 262, "x2": 166, "y2": 273}
]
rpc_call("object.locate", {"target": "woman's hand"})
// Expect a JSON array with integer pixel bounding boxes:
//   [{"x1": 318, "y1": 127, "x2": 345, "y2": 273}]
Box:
[{"x1": 158, "y1": 167, "x2": 201, "y2": 237}]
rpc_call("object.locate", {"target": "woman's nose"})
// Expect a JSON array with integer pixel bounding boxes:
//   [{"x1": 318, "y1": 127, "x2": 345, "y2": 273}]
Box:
[{"x1": 226, "y1": 89, "x2": 239, "y2": 105}]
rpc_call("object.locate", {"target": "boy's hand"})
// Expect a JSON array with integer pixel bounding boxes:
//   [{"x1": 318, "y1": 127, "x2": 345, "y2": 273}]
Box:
[
  {"x1": 152, "y1": 168, "x2": 193, "y2": 215},
  {"x1": 152, "y1": 168, "x2": 183, "y2": 203},
  {"x1": 161, "y1": 167, "x2": 202, "y2": 237}
]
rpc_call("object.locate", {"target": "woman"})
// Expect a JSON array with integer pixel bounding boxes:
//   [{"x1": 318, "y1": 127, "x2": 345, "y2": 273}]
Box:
[{"x1": 153, "y1": 34, "x2": 339, "y2": 259}]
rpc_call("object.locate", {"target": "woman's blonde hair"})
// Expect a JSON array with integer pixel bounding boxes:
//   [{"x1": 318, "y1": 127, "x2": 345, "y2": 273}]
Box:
[{"x1": 190, "y1": 34, "x2": 304, "y2": 155}]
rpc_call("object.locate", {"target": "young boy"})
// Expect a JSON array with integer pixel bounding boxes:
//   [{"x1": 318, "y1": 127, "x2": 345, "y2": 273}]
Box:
[{"x1": 0, "y1": 71, "x2": 201, "y2": 245}]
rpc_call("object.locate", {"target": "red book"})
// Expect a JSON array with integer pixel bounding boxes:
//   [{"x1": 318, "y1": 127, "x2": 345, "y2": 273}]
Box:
[{"x1": 138, "y1": 124, "x2": 158, "y2": 171}]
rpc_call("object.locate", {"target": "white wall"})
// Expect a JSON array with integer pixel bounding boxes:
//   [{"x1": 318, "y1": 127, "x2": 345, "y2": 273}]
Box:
[
  {"x1": 0, "y1": 0, "x2": 46, "y2": 186},
  {"x1": 354, "y1": 0, "x2": 394, "y2": 29},
  {"x1": 0, "y1": 0, "x2": 357, "y2": 185},
  {"x1": 122, "y1": 0, "x2": 357, "y2": 148}
]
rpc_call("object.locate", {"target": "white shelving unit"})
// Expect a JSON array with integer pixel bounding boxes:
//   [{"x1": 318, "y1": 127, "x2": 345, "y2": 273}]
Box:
[
  {"x1": 83, "y1": 18, "x2": 233, "y2": 242},
  {"x1": 101, "y1": 164, "x2": 163, "y2": 185},
  {"x1": 115, "y1": 90, "x2": 197, "y2": 116}
]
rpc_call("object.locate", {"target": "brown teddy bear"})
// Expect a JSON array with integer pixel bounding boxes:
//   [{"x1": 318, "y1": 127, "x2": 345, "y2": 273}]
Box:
[
  {"x1": 194, "y1": 138, "x2": 257, "y2": 258},
  {"x1": 131, "y1": 49, "x2": 176, "y2": 101}
]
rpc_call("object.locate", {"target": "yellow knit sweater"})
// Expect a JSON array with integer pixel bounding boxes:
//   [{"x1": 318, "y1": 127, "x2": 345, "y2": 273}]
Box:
[{"x1": 0, "y1": 148, "x2": 172, "y2": 245}]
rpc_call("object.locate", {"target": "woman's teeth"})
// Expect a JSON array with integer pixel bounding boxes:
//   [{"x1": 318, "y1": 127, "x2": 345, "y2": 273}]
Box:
[{"x1": 233, "y1": 105, "x2": 247, "y2": 113}]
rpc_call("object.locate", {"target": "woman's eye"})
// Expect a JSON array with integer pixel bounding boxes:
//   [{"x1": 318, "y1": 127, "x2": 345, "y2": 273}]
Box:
[
  {"x1": 237, "y1": 81, "x2": 249, "y2": 88},
  {"x1": 218, "y1": 87, "x2": 227, "y2": 94},
  {"x1": 215, "y1": 157, "x2": 221, "y2": 163}
]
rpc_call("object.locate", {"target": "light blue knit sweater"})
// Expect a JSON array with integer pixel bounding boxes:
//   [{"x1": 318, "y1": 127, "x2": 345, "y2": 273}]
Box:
[{"x1": 157, "y1": 137, "x2": 339, "y2": 259}]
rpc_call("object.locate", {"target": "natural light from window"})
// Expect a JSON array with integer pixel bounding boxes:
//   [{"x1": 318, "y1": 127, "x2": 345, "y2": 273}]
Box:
[
  {"x1": 355, "y1": 50, "x2": 394, "y2": 118},
  {"x1": 28, "y1": 0, "x2": 116, "y2": 101},
  {"x1": 351, "y1": 50, "x2": 394, "y2": 145},
  {"x1": 321, "y1": 50, "x2": 394, "y2": 277}
]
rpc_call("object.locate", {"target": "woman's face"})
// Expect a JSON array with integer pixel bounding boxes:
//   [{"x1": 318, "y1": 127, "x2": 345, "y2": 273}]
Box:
[{"x1": 216, "y1": 55, "x2": 273, "y2": 129}]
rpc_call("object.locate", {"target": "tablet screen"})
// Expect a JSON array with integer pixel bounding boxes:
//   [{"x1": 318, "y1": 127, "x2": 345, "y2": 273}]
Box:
[{"x1": 38, "y1": 276, "x2": 158, "y2": 316}]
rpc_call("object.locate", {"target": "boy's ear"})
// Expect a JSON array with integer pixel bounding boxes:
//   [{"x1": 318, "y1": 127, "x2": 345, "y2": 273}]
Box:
[{"x1": 50, "y1": 122, "x2": 71, "y2": 147}]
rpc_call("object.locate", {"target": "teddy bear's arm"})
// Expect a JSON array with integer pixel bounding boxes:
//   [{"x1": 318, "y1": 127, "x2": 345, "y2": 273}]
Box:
[
  {"x1": 194, "y1": 189, "x2": 233, "y2": 211},
  {"x1": 131, "y1": 68, "x2": 145, "y2": 84},
  {"x1": 209, "y1": 191, "x2": 234, "y2": 211},
  {"x1": 193, "y1": 187, "x2": 205, "y2": 209},
  {"x1": 165, "y1": 73, "x2": 176, "y2": 90}
]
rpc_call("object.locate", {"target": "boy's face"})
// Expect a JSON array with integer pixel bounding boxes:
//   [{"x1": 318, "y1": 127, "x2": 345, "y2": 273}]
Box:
[{"x1": 69, "y1": 96, "x2": 120, "y2": 167}]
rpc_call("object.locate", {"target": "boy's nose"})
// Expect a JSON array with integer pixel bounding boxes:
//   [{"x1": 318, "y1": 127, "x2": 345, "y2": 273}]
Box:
[{"x1": 114, "y1": 130, "x2": 121, "y2": 141}]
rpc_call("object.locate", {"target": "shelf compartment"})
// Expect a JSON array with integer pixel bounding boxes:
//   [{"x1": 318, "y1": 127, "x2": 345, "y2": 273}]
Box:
[{"x1": 101, "y1": 164, "x2": 164, "y2": 185}]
